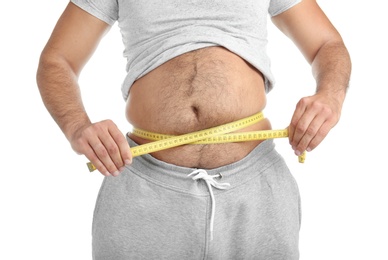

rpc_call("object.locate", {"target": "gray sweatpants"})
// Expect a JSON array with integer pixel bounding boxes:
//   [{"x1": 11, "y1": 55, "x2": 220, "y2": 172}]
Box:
[{"x1": 92, "y1": 139, "x2": 301, "y2": 260}]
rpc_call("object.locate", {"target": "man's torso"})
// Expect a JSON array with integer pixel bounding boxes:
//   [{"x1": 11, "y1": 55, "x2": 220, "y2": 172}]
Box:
[{"x1": 126, "y1": 47, "x2": 271, "y2": 168}]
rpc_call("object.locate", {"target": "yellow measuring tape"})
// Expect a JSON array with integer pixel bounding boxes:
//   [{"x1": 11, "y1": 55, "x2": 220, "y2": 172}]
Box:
[{"x1": 86, "y1": 112, "x2": 305, "y2": 172}]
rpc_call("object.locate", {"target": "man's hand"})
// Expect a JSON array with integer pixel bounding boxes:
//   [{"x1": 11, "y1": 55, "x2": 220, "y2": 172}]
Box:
[
  {"x1": 288, "y1": 92, "x2": 342, "y2": 156},
  {"x1": 69, "y1": 120, "x2": 132, "y2": 177}
]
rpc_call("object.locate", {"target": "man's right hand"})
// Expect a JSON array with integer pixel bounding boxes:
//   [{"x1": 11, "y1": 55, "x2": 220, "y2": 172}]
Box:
[{"x1": 69, "y1": 120, "x2": 132, "y2": 177}]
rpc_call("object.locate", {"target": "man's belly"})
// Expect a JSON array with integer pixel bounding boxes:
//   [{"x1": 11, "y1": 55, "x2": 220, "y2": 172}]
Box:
[{"x1": 126, "y1": 47, "x2": 271, "y2": 168}]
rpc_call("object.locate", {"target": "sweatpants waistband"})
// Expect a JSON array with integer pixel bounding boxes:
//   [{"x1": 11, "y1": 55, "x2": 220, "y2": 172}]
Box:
[{"x1": 125, "y1": 137, "x2": 283, "y2": 196}]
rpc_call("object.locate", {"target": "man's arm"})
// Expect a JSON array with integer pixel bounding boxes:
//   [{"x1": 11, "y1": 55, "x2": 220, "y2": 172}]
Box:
[
  {"x1": 272, "y1": 0, "x2": 351, "y2": 156},
  {"x1": 36, "y1": 3, "x2": 132, "y2": 176}
]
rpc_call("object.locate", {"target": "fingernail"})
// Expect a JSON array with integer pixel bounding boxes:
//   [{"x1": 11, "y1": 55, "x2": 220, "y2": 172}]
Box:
[
  {"x1": 125, "y1": 159, "x2": 132, "y2": 165},
  {"x1": 119, "y1": 166, "x2": 126, "y2": 172},
  {"x1": 307, "y1": 147, "x2": 312, "y2": 152},
  {"x1": 113, "y1": 171, "x2": 120, "y2": 177},
  {"x1": 295, "y1": 150, "x2": 301, "y2": 156}
]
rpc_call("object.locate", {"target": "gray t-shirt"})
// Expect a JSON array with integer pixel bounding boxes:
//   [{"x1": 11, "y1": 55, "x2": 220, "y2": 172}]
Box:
[{"x1": 71, "y1": 0, "x2": 301, "y2": 100}]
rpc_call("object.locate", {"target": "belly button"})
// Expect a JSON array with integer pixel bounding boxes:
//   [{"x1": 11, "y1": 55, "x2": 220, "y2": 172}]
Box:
[{"x1": 191, "y1": 106, "x2": 200, "y2": 118}]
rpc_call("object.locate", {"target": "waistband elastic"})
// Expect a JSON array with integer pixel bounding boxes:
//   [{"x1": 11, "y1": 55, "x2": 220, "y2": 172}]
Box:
[{"x1": 126, "y1": 136, "x2": 282, "y2": 196}]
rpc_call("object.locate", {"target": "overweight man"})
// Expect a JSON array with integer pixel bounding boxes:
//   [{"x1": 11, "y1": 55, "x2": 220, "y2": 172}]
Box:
[{"x1": 37, "y1": 0, "x2": 351, "y2": 259}]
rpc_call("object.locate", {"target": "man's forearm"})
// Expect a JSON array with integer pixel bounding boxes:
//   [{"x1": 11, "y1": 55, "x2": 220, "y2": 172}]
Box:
[
  {"x1": 36, "y1": 52, "x2": 91, "y2": 141},
  {"x1": 37, "y1": 51, "x2": 132, "y2": 176},
  {"x1": 311, "y1": 41, "x2": 352, "y2": 103}
]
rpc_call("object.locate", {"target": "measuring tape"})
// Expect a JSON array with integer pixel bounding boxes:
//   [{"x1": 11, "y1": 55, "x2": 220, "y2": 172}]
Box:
[{"x1": 86, "y1": 112, "x2": 305, "y2": 172}]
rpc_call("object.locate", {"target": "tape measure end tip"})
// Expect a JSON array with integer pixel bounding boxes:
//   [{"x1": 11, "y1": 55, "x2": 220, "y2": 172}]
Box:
[
  {"x1": 87, "y1": 162, "x2": 96, "y2": 172},
  {"x1": 298, "y1": 151, "x2": 306, "y2": 163}
]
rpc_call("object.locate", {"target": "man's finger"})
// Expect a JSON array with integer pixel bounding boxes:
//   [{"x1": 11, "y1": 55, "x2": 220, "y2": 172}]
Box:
[
  {"x1": 293, "y1": 114, "x2": 326, "y2": 155},
  {"x1": 110, "y1": 130, "x2": 132, "y2": 166}
]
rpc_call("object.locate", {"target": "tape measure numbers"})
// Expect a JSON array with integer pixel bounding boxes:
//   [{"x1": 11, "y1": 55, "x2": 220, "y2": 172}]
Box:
[{"x1": 86, "y1": 112, "x2": 305, "y2": 172}]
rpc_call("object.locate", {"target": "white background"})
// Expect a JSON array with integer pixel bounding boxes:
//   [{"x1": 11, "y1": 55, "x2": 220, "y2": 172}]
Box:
[{"x1": 1, "y1": 1, "x2": 387, "y2": 259}]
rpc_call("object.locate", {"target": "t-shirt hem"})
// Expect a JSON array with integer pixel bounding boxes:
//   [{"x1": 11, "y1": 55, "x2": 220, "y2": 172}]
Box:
[{"x1": 120, "y1": 33, "x2": 275, "y2": 101}]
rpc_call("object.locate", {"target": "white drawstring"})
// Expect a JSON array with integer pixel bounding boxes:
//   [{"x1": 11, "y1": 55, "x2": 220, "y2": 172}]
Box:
[{"x1": 188, "y1": 169, "x2": 230, "y2": 240}]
